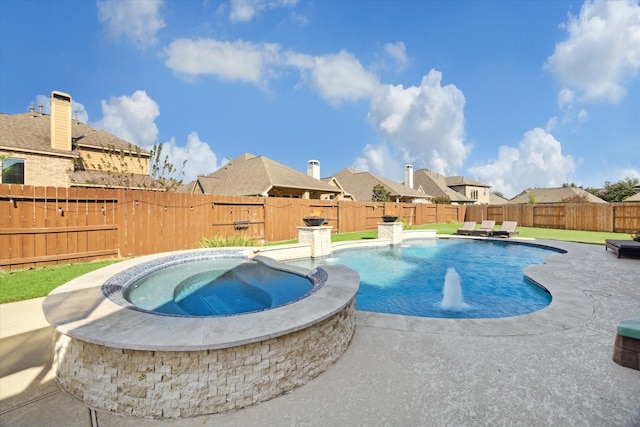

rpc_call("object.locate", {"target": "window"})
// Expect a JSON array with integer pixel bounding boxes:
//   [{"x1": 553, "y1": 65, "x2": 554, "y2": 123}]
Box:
[
  {"x1": 470, "y1": 189, "x2": 478, "y2": 200},
  {"x1": 1, "y1": 158, "x2": 25, "y2": 184}
]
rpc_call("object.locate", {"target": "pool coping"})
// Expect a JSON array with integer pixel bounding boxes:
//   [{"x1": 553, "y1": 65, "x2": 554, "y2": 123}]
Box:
[{"x1": 42, "y1": 248, "x2": 359, "y2": 351}]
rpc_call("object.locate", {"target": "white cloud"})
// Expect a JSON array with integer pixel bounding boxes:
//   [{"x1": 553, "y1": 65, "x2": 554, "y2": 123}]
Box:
[
  {"x1": 468, "y1": 128, "x2": 577, "y2": 198},
  {"x1": 97, "y1": 0, "x2": 165, "y2": 49},
  {"x1": 557, "y1": 88, "x2": 575, "y2": 108},
  {"x1": 353, "y1": 142, "x2": 406, "y2": 181},
  {"x1": 157, "y1": 132, "x2": 219, "y2": 183},
  {"x1": 164, "y1": 38, "x2": 282, "y2": 85},
  {"x1": 577, "y1": 108, "x2": 589, "y2": 123},
  {"x1": 229, "y1": 0, "x2": 298, "y2": 23},
  {"x1": 384, "y1": 42, "x2": 408, "y2": 71},
  {"x1": 361, "y1": 69, "x2": 468, "y2": 177},
  {"x1": 91, "y1": 90, "x2": 160, "y2": 147},
  {"x1": 545, "y1": 0, "x2": 640, "y2": 104},
  {"x1": 289, "y1": 50, "x2": 380, "y2": 105},
  {"x1": 619, "y1": 168, "x2": 640, "y2": 180}
]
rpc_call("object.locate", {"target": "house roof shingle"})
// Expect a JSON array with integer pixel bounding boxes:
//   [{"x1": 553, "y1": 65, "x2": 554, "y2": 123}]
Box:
[
  {"x1": 332, "y1": 168, "x2": 431, "y2": 202},
  {"x1": 67, "y1": 170, "x2": 161, "y2": 190},
  {"x1": 193, "y1": 153, "x2": 342, "y2": 196},
  {"x1": 507, "y1": 187, "x2": 607, "y2": 204},
  {"x1": 0, "y1": 112, "x2": 150, "y2": 156},
  {"x1": 412, "y1": 169, "x2": 474, "y2": 203},
  {"x1": 445, "y1": 175, "x2": 490, "y2": 188},
  {"x1": 622, "y1": 192, "x2": 640, "y2": 202}
]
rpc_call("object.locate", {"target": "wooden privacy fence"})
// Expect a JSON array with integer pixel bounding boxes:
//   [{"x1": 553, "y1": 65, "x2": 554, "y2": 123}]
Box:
[
  {"x1": 465, "y1": 203, "x2": 640, "y2": 233},
  {"x1": 0, "y1": 184, "x2": 464, "y2": 270}
]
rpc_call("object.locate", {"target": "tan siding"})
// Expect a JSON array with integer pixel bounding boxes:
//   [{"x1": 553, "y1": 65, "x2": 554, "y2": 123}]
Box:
[{"x1": 78, "y1": 147, "x2": 149, "y2": 175}]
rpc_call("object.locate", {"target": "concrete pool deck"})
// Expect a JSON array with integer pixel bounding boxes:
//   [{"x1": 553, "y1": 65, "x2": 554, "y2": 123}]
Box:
[{"x1": 1, "y1": 238, "x2": 639, "y2": 426}]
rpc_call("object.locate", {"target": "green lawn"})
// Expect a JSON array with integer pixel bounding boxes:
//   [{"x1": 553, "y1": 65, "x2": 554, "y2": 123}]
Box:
[
  {"x1": 0, "y1": 259, "x2": 122, "y2": 304},
  {"x1": 1, "y1": 224, "x2": 631, "y2": 304}
]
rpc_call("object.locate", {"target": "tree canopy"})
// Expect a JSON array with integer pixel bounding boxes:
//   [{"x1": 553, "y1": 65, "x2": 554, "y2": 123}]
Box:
[
  {"x1": 371, "y1": 184, "x2": 391, "y2": 202},
  {"x1": 587, "y1": 177, "x2": 638, "y2": 202}
]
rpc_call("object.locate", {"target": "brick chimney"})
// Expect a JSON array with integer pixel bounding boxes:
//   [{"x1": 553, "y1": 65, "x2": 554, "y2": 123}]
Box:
[{"x1": 50, "y1": 91, "x2": 72, "y2": 151}]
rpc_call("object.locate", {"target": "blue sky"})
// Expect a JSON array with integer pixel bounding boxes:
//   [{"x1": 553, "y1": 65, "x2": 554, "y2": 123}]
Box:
[{"x1": 1, "y1": 0, "x2": 638, "y2": 197}]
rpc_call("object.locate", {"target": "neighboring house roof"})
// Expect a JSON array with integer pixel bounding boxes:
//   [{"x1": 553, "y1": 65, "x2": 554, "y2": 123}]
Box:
[
  {"x1": 508, "y1": 187, "x2": 607, "y2": 204},
  {"x1": 489, "y1": 193, "x2": 509, "y2": 204},
  {"x1": 412, "y1": 169, "x2": 474, "y2": 203},
  {"x1": 321, "y1": 176, "x2": 354, "y2": 200},
  {"x1": 191, "y1": 153, "x2": 342, "y2": 197},
  {"x1": 332, "y1": 168, "x2": 431, "y2": 202},
  {"x1": 0, "y1": 112, "x2": 150, "y2": 156},
  {"x1": 445, "y1": 175, "x2": 490, "y2": 188},
  {"x1": 67, "y1": 170, "x2": 161, "y2": 190},
  {"x1": 623, "y1": 192, "x2": 640, "y2": 202}
]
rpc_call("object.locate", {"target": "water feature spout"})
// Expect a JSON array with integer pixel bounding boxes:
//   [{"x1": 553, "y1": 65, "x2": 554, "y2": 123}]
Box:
[{"x1": 440, "y1": 267, "x2": 465, "y2": 310}]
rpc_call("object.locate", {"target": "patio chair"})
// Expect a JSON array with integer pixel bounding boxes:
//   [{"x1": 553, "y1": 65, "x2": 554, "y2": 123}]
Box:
[
  {"x1": 493, "y1": 221, "x2": 519, "y2": 238},
  {"x1": 471, "y1": 220, "x2": 495, "y2": 237},
  {"x1": 456, "y1": 221, "x2": 476, "y2": 235}
]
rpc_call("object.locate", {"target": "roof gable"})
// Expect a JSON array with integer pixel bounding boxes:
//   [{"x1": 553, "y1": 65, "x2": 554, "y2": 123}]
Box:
[
  {"x1": 508, "y1": 187, "x2": 607, "y2": 204},
  {"x1": 332, "y1": 168, "x2": 430, "y2": 201},
  {"x1": 197, "y1": 153, "x2": 341, "y2": 196},
  {"x1": 413, "y1": 169, "x2": 473, "y2": 202}
]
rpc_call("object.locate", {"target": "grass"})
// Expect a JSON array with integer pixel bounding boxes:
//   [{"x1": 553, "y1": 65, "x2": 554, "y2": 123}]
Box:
[
  {"x1": 0, "y1": 259, "x2": 122, "y2": 304},
  {"x1": 1, "y1": 223, "x2": 632, "y2": 304},
  {"x1": 417, "y1": 223, "x2": 629, "y2": 245}
]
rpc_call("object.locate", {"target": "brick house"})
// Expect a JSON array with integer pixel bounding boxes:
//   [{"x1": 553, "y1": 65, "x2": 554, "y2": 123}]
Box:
[{"x1": 0, "y1": 91, "x2": 156, "y2": 189}]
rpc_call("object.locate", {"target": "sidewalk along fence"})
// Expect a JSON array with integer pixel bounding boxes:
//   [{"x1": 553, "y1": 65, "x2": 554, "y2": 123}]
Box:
[
  {"x1": 0, "y1": 184, "x2": 465, "y2": 270},
  {"x1": 464, "y1": 203, "x2": 640, "y2": 233}
]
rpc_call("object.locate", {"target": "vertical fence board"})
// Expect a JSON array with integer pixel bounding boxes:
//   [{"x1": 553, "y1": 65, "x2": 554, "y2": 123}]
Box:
[
  {"x1": 33, "y1": 186, "x2": 47, "y2": 262},
  {"x1": 20, "y1": 186, "x2": 36, "y2": 267},
  {"x1": 9, "y1": 186, "x2": 24, "y2": 265},
  {"x1": 68, "y1": 187, "x2": 81, "y2": 257}
]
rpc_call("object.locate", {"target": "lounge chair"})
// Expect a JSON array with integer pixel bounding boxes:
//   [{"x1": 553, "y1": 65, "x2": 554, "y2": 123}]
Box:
[
  {"x1": 471, "y1": 220, "x2": 495, "y2": 237},
  {"x1": 605, "y1": 239, "x2": 640, "y2": 258},
  {"x1": 493, "y1": 221, "x2": 519, "y2": 238},
  {"x1": 456, "y1": 221, "x2": 476, "y2": 235}
]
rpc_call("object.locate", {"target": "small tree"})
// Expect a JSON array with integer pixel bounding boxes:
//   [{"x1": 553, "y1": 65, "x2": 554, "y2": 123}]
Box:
[
  {"x1": 560, "y1": 193, "x2": 591, "y2": 203},
  {"x1": 432, "y1": 196, "x2": 451, "y2": 204},
  {"x1": 149, "y1": 143, "x2": 186, "y2": 191},
  {"x1": 76, "y1": 142, "x2": 185, "y2": 192},
  {"x1": 527, "y1": 193, "x2": 536, "y2": 204},
  {"x1": 371, "y1": 184, "x2": 391, "y2": 202},
  {"x1": 588, "y1": 177, "x2": 639, "y2": 202}
]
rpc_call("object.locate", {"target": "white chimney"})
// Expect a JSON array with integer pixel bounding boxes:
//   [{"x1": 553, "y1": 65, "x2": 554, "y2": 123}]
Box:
[
  {"x1": 405, "y1": 164, "x2": 414, "y2": 188},
  {"x1": 307, "y1": 160, "x2": 320, "y2": 179}
]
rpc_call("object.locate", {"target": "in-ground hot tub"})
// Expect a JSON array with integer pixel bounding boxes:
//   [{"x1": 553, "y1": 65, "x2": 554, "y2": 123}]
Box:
[{"x1": 43, "y1": 249, "x2": 359, "y2": 419}]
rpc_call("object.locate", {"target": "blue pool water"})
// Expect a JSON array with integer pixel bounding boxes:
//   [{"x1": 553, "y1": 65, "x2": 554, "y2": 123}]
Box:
[
  {"x1": 289, "y1": 239, "x2": 561, "y2": 318},
  {"x1": 125, "y1": 258, "x2": 314, "y2": 316}
]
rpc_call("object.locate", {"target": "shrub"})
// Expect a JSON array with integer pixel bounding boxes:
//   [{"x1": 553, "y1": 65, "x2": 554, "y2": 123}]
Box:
[
  {"x1": 400, "y1": 217, "x2": 412, "y2": 230},
  {"x1": 200, "y1": 235, "x2": 259, "y2": 247}
]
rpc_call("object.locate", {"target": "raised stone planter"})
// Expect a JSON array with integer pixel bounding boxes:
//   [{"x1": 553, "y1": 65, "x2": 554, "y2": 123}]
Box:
[
  {"x1": 298, "y1": 225, "x2": 332, "y2": 258},
  {"x1": 613, "y1": 318, "x2": 640, "y2": 370},
  {"x1": 378, "y1": 222, "x2": 403, "y2": 245}
]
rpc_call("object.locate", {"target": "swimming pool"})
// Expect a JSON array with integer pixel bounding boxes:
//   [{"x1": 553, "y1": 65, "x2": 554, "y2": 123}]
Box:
[
  {"x1": 290, "y1": 238, "x2": 563, "y2": 318},
  {"x1": 120, "y1": 257, "x2": 319, "y2": 316}
]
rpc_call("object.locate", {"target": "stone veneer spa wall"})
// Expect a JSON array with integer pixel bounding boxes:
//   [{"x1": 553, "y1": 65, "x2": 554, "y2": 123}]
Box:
[{"x1": 44, "y1": 249, "x2": 359, "y2": 419}]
